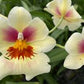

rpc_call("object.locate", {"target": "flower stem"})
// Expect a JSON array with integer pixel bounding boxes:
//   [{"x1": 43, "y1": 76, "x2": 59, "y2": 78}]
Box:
[
  {"x1": 49, "y1": 16, "x2": 64, "y2": 34},
  {"x1": 56, "y1": 43, "x2": 65, "y2": 49}
]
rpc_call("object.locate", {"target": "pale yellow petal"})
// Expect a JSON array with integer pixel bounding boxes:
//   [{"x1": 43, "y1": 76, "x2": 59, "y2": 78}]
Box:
[
  {"x1": 64, "y1": 54, "x2": 83, "y2": 69},
  {"x1": 68, "y1": 6, "x2": 81, "y2": 19},
  {"x1": 44, "y1": 0, "x2": 71, "y2": 16},
  {"x1": 0, "y1": 56, "x2": 12, "y2": 80},
  {"x1": 8, "y1": 7, "x2": 32, "y2": 32},
  {"x1": 53, "y1": 16, "x2": 82, "y2": 31},
  {"x1": 4, "y1": 53, "x2": 51, "y2": 80},
  {"x1": 0, "y1": 15, "x2": 13, "y2": 49},
  {"x1": 30, "y1": 36, "x2": 56, "y2": 53},
  {"x1": 68, "y1": 21, "x2": 81, "y2": 31},
  {"x1": 65, "y1": 33, "x2": 83, "y2": 54},
  {"x1": 27, "y1": 17, "x2": 49, "y2": 41},
  {"x1": 44, "y1": 0, "x2": 57, "y2": 16},
  {"x1": 25, "y1": 53, "x2": 51, "y2": 80},
  {"x1": 60, "y1": 0, "x2": 71, "y2": 16}
]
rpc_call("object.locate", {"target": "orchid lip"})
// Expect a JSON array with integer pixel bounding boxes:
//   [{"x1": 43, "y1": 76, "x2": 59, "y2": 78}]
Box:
[{"x1": 6, "y1": 40, "x2": 34, "y2": 60}]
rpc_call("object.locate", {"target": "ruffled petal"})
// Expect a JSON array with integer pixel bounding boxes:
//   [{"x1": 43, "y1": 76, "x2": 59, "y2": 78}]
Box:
[
  {"x1": 53, "y1": 15, "x2": 82, "y2": 31},
  {"x1": 23, "y1": 17, "x2": 49, "y2": 42},
  {"x1": 64, "y1": 54, "x2": 83, "y2": 69},
  {"x1": 59, "y1": 0, "x2": 71, "y2": 16},
  {"x1": 65, "y1": 33, "x2": 83, "y2": 54},
  {"x1": 0, "y1": 15, "x2": 15, "y2": 49},
  {"x1": 0, "y1": 56, "x2": 12, "y2": 80},
  {"x1": 44, "y1": 0, "x2": 71, "y2": 16},
  {"x1": 30, "y1": 36, "x2": 56, "y2": 53},
  {"x1": 68, "y1": 21, "x2": 81, "y2": 31},
  {"x1": 25, "y1": 53, "x2": 51, "y2": 80},
  {"x1": 44, "y1": 0, "x2": 59, "y2": 16},
  {"x1": 8, "y1": 7, "x2": 32, "y2": 32},
  {"x1": 3, "y1": 53, "x2": 50, "y2": 80},
  {"x1": 65, "y1": 6, "x2": 81, "y2": 21}
]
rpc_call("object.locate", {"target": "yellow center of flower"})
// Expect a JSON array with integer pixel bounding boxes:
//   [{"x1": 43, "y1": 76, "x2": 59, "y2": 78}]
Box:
[{"x1": 6, "y1": 33, "x2": 34, "y2": 60}]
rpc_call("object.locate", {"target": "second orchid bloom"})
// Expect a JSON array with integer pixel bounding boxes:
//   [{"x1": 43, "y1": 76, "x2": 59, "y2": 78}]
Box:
[
  {"x1": 44, "y1": 0, "x2": 83, "y2": 31},
  {"x1": 64, "y1": 28, "x2": 84, "y2": 69}
]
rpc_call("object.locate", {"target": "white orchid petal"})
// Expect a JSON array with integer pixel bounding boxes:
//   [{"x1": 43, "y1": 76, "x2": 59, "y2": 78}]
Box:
[
  {"x1": 30, "y1": 36, "x2": 56, "y2": 52},
  {"x1": 0, "y1": 56, "x2": 12, "y2": 80},
  {"x1": 8, "y1": 7, "x2": 32, "y2": 31},
  {"x1": 65, "y1": 33, "x2": 83, "y2": 54},
  {"x1": 0, "y1": 16, "x2": 14, "y2": 48},
  {"x1": 68, "y1": 21, "x2": 81, "y2": 31},
  {"x1": 44, "y1": 0, "x2": 58, "y2": 16},
  {"x1": 44, "y1": 0, "x2": 71, "y2": 16},
  {"x1": 25, "y1": 53, "x2": 51, "y2": 81},
  {"x1": 2, "y1": 53, "x2": 50, "y2": 80},
  {"x1": 64, "y1": 54, "x2": 83, "y2": 69},
  {"x1": 26, "y1": 17, "x2": 49, "y2": 41},
  {"x1": 69, "y1": 6, "x2": 81, "y2": 19},
  {"x1": 60, "y1": 0, "x2": 71, "y2": 15}
]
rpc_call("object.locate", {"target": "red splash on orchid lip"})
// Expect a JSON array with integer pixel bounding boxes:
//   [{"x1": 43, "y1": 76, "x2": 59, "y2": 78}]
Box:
[
  {"x1": 2, "y1": 27, "x2": 18, "y2": 42},
  {"x1": 7, "y1": 46, "x2": 34, "y2": 59},
  {"x1": 6, "y1": 40, "x2": 34, "y2": 60},
  {"x1": 56, "y1": 7, "x2": 61, "y2": 16},
  {"x1": 65, "y1": 10, "x2": 72, "y2": 17},
  {"x1": 79, "y1": 40, "x2": 84, "y2": 53},
  {"x1": 23, "y1": 26, "x2": 36, "y2": 42}
]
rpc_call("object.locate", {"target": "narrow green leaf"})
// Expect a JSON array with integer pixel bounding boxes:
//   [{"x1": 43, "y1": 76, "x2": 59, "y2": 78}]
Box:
[
  {"x1": 6, "y1": 82, "x2": 39, "y2": 84},
  {"x1": 51, "y1": 29, "x2": 64, "y2": 39},
  {"x1": 50, "y1": 48, "x2": 68, "y2": 63},
  {"x1": 47, "y1": 48, "x2": 64, "y2": 57},
  {"x1": 21, "y1": 0, "x2": 29, "y2": 10},
  {"x1": 57, "y1": 66, "x2": 66, "y2": 75},
  {"x1": 42, "y1": 74, "x2": 59, "y2": 84}
]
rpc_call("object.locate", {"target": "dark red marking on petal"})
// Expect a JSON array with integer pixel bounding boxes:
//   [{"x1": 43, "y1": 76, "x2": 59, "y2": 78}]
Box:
[
  {"x1": 23, "y1": 26, "x2": 36, "y2": 42},
  {"x1": 56, "y1": 7, "x2": 61, "y2": 16},
  {"x1": 2, "y1": 27, "x2": 18, "y2": 42},
  {"x1": 7, "y1": 46, "x2": 34, "y2": 60},
  {"x1": 79, "y1": 40, "x2": 84, "y2": 53}
]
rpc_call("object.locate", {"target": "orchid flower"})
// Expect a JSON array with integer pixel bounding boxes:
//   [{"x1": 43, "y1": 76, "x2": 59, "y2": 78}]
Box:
[
  {"x1": 0, "y1": 7, "x2": 56, "y2": 80},
  {"x1": 64, "y1": 28, "x2": 84, "y2": 69},
  {"x1": 44, "y1": 0, "x2": 83, "y2": 31}
]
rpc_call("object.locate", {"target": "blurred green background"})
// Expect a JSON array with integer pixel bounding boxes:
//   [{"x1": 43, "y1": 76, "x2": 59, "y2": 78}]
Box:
[{"x1": 0, "y1": 0, "x2": 84, "y2": 84}]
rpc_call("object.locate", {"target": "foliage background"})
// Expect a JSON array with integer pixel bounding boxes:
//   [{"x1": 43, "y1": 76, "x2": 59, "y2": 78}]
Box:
[{"x1": 0, "y1": 0, "x2": 84, "y2": 84}]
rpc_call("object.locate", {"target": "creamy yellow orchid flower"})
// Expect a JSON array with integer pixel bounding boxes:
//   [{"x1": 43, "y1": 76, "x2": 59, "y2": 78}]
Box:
[
  {"x1": 64, "y1": 28, "x2": 84, "y2": 69},
  {"x1": 44, "y1": 0, "x2": 83, "y2": 31},
  {"x1": 0, "y1": 7, "x2": 56, "y2": 80}
]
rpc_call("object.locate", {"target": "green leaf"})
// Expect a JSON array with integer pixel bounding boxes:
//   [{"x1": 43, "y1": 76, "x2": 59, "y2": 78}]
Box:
[
  {"x1": 48, "y1": 48, "x2": 68, "y2": 63},
  {"x1": 57, "y1": 66, "x2": 66, "y2": 76},
  {"x1": 51, "y1": 29, "x2": 64, "y2": 39},
  {"x1": 21, "y1": 0, "x2": 29, "y2": 10},
  {"x1": 6, "y1": 82, "x2": 39, "y2": 84},
  {"x1": 41, "y1": 74, "x2": 59, "y2": 84}
]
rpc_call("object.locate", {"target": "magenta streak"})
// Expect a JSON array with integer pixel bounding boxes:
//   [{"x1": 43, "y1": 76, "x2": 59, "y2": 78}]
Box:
[
  {"x1": 23, "y1": 26, "x2": 36, "y2": 42},
  {"x1": 2, "y1": 27, "x2": 18, "y2": 42},
  {"x1": 79, "y1": 40, "x2": 84, "y2": 53},
  {"x1": 65, "y1": 10, "x2": 72, "y2": 17},
  {"x1": 56, "y1": 7, "x2": 61, "y2": 16}
]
